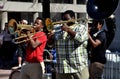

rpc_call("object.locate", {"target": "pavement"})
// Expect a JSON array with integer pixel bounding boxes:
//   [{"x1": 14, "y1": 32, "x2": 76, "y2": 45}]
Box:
[{"x1": 0, "y1": 69, "x2": 12, "y2": 79}]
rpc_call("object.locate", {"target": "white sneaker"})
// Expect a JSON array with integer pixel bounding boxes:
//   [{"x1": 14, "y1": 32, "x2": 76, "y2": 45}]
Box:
[{"x1": 12, "y1": 66, "x2": 21, "y2": 70}]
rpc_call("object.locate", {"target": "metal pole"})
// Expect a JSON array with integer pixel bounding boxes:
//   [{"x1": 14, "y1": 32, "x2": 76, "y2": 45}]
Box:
[{"x1": 42, "y1": 0, "x2": 50, "y2": 19}]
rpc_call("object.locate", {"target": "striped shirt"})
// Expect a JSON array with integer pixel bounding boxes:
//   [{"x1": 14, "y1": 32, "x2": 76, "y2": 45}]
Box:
[{"x1": 54, "y1": 23, "x2": 88, "y2": 73}]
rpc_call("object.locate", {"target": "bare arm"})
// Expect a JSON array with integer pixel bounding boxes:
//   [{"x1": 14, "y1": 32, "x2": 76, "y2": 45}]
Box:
[
  {"x1": 88, "y1": 33, "x2": 101, "y2": 48},
  {"x1": 27, "y1": 32, "x2": 41, "y2": 49}
]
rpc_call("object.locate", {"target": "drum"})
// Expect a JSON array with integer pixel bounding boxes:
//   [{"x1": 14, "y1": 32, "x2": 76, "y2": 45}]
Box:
[{"x1": 9, "y1": 69, "x2": 21, "y2": 79}]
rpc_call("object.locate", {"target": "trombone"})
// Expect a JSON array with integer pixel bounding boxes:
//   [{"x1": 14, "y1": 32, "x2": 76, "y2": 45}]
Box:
[
  {"x1": 45, "y1": 18, "x2": 88, "y2": 32},
  {"x1": 13, "y1": 32, "x2": 34, "y2": 44},
  {"x1": 13, "y1": 32, "x2": 45, "y2": 44},
  {"x1": 13, "y1": 32, "x2": 35, "y2": 44}
]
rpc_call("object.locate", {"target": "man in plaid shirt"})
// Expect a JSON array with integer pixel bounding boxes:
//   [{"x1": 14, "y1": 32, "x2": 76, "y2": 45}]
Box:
[{"x1": 48, "y1": 10, "x2": 89, "y2": 79}]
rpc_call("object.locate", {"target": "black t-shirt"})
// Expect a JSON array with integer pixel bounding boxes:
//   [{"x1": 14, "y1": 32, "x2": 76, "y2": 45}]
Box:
[{"x1": 90, "y1": 30, "x2": 107, "y2": 64}]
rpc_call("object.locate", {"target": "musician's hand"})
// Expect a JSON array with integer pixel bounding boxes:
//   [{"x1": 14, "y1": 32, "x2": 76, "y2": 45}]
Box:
[
  {"x1": 88, "y1": 27, "x2": 91, "y2": 33},
  {"x1": 27, "y1": 31, "x2": 33, "y2": 39},
  {"x1": 47, "y1": 31, "x2": 54, "y2": 38},
  {"x1": 61, "y1": 23, "x2": 69, "y2": 32},
  {"x1": 47, "y1": 31, "x2": 54, "y2": 45}
]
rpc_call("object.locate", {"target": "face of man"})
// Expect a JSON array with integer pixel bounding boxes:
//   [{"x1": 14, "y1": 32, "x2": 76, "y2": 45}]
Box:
[
  {"x1": 33, "y1": 19, "x2": 43, "y2": 32},
  {"x1": 62, "y1": 14, "x2": 72, "y2": 20},
  {"x1": 62, "y1": 14, "x2": 75, "y2": 26}
]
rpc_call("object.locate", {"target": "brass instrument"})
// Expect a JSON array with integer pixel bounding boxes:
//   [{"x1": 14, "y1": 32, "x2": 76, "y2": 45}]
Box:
[
  {"x1": 14, "y1": 32, "x2": 46, "y2": 44},
  {"x1": 45, "y1": 18, "x2": 87, "y2": 32},
  {"x1": 8, "y1": 19, "x2": 32, "y2": 36},
  {"x1": 8, "y1": 19, "x2": 34, "y2": 44},
  {"x1": 87, "y1": 0, "x2": 119, "y2": 19},
  {"x1": 16, "y1": 24, "x2": 32, "y2": 36},
  {"x1": 13, "y1": 32, "x2": 35, "y2": 44},
  {"x1": 14, "y1": 25, "x2": 34, "y2": 44}
]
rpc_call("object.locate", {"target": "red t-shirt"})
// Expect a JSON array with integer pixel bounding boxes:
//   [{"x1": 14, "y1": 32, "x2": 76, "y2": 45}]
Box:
[{"x1": 25, "y1": 32, "x2": 47, "y2": 63}]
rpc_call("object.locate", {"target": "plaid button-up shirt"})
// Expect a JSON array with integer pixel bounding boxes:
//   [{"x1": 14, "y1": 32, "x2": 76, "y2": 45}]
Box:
[{"x1": 54, "y1": 23, "x2": 88, "y2": 73}]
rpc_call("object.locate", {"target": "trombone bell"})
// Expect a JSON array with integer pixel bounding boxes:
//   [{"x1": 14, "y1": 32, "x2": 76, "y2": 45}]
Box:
[{"x1": 45, "y1": 18, "x2": 53, "y2": 32}]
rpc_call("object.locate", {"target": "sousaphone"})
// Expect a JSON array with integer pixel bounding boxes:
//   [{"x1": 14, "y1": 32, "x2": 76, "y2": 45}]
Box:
[
  {"x1": 87, "y1": 0, "x2": 119, "y2": 19},
  {"x1": 87, "y1": 0, "x2": 119, "y2": 48}
]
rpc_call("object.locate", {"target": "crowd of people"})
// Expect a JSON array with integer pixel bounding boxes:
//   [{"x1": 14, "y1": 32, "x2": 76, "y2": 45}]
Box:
[{"x1": 0, "y1": 9, "x2": 114, "y2": 79}]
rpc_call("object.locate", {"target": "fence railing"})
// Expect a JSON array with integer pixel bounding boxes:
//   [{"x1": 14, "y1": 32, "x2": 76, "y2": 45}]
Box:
[{"x1": 102, "y1": 51, "x2": 120, "y2": 79}]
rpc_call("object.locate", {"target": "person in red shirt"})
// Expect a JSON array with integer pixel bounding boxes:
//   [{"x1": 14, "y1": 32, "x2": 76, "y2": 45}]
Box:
[{"x1": 19, "y1": 17, "x2": 47, "y2": 79}]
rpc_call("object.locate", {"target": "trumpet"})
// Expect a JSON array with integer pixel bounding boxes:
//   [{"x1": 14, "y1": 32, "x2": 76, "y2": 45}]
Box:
[{"x1": 45, "y1": 18, "x2": 88, "y2": 32}]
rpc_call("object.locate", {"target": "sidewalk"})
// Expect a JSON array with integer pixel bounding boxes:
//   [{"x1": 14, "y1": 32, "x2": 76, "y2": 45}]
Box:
[{"x1": 0, "y1": 69, "x2": 11, "y2": 79}]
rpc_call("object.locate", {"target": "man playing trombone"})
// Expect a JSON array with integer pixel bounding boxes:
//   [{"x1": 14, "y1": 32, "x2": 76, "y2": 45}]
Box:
[
  {"x1": 47, "y1": 10, "x2": 89, "y2": 79},
  {"x1": 19, "y1": 17, "x2": 47, "y2": 79}
]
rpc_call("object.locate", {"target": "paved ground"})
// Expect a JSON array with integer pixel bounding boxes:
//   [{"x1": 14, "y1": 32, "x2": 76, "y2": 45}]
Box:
[{"x1": 0, "y1": 69, "x2": 11, "y2": 79}]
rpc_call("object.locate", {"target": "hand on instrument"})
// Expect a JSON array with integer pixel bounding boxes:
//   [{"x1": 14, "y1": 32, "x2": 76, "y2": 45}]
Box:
[
  {"x1": 27, "y1": 31, "x2": 33, "y2": 39},
  {"x1": 61, "y1": 23, "x2": 69, "y2": 32},
  {"x1": 47, "y1": 30, "x2": 54, "y2": 38}
]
